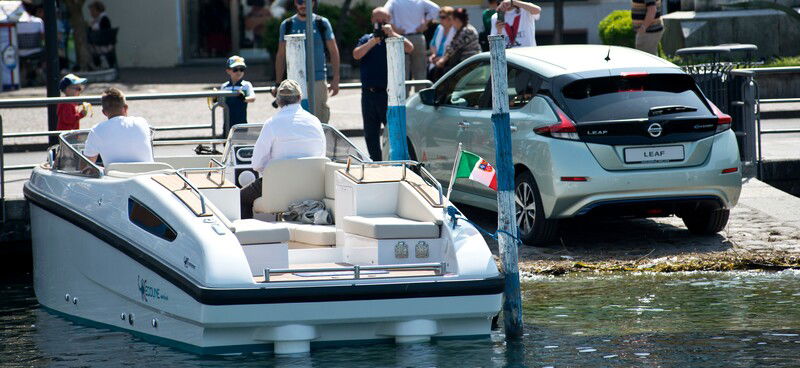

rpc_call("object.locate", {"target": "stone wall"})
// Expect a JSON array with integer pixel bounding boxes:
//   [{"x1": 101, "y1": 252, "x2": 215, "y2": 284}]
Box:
[{"x1": 662, "y1": 9, "x2": 800, "y2": 59}]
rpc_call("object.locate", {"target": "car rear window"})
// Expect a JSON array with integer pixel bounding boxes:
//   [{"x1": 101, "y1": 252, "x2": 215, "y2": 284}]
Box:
[{"x1": 560, "y1": 74, "x2": 711, "y2": 122}]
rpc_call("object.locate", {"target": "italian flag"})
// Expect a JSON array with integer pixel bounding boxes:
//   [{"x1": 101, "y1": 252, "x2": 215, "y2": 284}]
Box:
[{"x1": 455, "y1": 150, "x2": 497, "y2": 190}]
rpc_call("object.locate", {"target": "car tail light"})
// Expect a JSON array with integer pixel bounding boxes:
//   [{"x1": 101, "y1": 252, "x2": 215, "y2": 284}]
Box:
[
  {"x1": 721, "y1": 167, "x2": 738, "y2": 174},
  {"x1": 620, "y1": 72, "x2": 648, "y2": 78},
  {"x1": 708, "y1": 100, "x2": 732, "y2": 132},
  {"x1": 535, "y1": 108, "x2": 579, "y2": 140}
]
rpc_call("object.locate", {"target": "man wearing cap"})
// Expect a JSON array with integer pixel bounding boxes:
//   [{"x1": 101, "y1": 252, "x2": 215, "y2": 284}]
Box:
[
  {"x1": 274, "y1": 0, "x2": 340, "y2": 123},
  {"x1": 57, "y1": 73, "x2": 89, "y2": 131},
  {"x1": 220, "y1": 55, "x2": 256, "y2": 138},
  {"x1": 239, "y1": 79, "x2": 327, "y2": 219}
]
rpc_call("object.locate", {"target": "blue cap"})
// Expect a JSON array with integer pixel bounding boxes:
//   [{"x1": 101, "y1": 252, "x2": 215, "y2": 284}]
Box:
[
  {"x1": 59, "y1": 73, "x2": 88, "y2": 92},
  {"x1": 227, "y1": 55, "x2": 246, "y2": 69}
]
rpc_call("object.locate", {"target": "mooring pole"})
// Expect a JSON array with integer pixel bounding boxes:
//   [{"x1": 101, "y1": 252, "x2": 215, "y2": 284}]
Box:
[
  {"x1": 304, "y1": 8, "x2": 316, "y2": 116},
  {"x1": 386, "y1": 37, "x2": 408, "y2": 161},
  {"x1": 488, "y1": 34, "x2": 523, "y2": 339},
  {"x1": 43, "y1": 0, "x2": 59, "y2": 146},
  {"x1": 285, "y1": 34, "x2": 309, "y2": 110}
]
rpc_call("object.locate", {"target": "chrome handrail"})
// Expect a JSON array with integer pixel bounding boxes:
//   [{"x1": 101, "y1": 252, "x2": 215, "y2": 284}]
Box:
[
  {"x1": 174, "y1": 166, "x2": 228, "y2": 215},
  {"x1": 261, "y1": 262, "x2": 444, "y2": 282},
  {"x1": 344, "y1": 155, "x2": 444, "y2": 206}
]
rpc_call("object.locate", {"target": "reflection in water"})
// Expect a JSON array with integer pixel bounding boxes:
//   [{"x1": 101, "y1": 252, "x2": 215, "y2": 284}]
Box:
[{"x1": 2, "y1": 271, "x2": 800, "y2": 366}]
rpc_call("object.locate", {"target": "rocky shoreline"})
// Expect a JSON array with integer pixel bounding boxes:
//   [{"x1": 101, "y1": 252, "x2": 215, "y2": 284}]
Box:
[{"x1": 480, "y1": 202, "x2": 800, "y2": 276}]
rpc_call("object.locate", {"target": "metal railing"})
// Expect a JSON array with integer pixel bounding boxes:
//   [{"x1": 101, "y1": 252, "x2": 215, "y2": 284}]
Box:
[
  {"x1": 345, "y1": 154, "x2": 444, "y2": 207},
  {"x1": 727, "y1": 67, "x2": 800, "y2": 178},
  {"x1": 0, "y1": 90, "x2": 236, "y2": 142},
  {"x1": 260, "y1": 262, "x2": 444, "y2": 282}
]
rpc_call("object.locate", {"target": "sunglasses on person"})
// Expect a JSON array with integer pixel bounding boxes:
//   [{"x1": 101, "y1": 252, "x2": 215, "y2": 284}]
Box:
[
  {"x1": 231, "y1": 67, "x2": 246, "y2": 72},
  {"x1": 439, "y1": 14, "x2": 449, "y2": 19}
]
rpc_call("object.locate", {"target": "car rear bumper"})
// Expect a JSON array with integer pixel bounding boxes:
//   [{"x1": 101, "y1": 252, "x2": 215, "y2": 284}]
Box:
[{"x1": 537, "y1": 130, "x2": 742, "y2": 219}]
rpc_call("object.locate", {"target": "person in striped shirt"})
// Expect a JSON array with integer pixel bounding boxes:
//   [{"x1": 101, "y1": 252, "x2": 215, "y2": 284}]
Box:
[{"x1": 631, "y1": 0, "x2": 663, "y2": 55}]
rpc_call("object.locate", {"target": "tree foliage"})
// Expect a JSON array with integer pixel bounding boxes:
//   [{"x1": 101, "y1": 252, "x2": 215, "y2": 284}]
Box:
[{"x1": 598, "y1": 10, "x2": 635, "y2": 49}]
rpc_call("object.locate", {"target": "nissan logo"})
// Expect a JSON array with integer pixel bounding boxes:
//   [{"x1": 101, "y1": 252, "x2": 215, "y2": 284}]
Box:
[{"x1": 647, "y1": 123, "x2": 663, "y2": 138}]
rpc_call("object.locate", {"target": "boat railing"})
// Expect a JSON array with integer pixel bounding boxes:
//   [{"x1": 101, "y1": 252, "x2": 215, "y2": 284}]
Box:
[
  {"x1": 260, "y1": 262, "x2": 445, "y2": 282},
  {"x1": 344, "y1": 155, "x2": 444, "y2": 207},
  {"x1": 173, "y1": 165, "x2": 228, "y2": 215}
]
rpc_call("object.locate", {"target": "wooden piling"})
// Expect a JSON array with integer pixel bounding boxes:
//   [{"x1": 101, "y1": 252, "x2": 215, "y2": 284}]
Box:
[
  {"x1": 386, "y1": 37, "x2": 408, "y2": 161},
  {"x1": 488, "y1": 34, "x2": 523, "y2": 339},
  {"x1": 304, "y1": 10, "x2": 316, "y2": 116},
  {"x1": 285, "y1": 34, "x2": 309, "y2": 111}
]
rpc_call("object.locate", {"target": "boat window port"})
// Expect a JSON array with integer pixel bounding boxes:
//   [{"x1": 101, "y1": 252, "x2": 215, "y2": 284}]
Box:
[{"x1": 128, "y1": 197, "x2": 178, "y2": 242}]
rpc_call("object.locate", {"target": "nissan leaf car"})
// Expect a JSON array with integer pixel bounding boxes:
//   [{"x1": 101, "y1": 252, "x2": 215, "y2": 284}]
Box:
[{"x1": 388, "y1": 45, "x2": 742, "y2": 245}]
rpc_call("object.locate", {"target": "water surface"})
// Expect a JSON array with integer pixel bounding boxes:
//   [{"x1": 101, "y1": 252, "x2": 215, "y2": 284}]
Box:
[{"x1": 2, "y1": 271, "x2": 799, "y2": 367}]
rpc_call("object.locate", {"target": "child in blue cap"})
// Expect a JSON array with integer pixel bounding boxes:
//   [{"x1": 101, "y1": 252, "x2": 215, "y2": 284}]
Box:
[
  {"x1": 57, "y1": 74, "x2": 90, "y2": 130},
  {"x1": 220, "y1": 55, "x2": 256, "y2": 138}
]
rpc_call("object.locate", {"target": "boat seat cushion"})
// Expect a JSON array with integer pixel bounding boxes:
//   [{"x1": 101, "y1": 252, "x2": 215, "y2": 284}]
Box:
[
  {"x1": 284, "y1": 222, "x2": 336, "y2": 246},
  {"x1": 231, "y1": 219, "x2": 290, "y2": 245},
  {"x1": 342, "y1": 215, "x2": 440, "y2": 239},
  {"x1": 324, "y1": 162, "x2": 347, "y2": 199},
  {"x1": 253, "y1": 157, "x2": 330, "y2": 214}
]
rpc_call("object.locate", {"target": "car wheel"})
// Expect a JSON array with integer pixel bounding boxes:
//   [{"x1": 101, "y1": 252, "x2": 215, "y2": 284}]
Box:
[
  {"x1": 515, "y1": 171, "x2": 558, "y2": 245},
  {"x1": 682, "y1": 208, "x2": 729, "y2": 235}
]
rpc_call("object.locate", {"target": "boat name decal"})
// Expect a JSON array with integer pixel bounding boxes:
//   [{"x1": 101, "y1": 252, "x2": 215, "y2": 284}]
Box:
[{"x1": 138, "y1": 276, "x2": 169, "y2": 302}]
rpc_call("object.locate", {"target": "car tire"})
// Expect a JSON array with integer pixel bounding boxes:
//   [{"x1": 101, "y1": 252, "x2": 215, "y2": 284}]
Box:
[
  {"x1": 515, "y1": 171, "x2": 558, "y2": 245},
  {"x1": 682, "y1": 208, "x2": 729, "y2": 235}
]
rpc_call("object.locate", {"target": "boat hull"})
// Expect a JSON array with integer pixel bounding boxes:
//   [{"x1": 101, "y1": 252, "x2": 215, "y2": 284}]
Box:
[{"x1": 30, "y1": 202, "x2": 503, "y2": 354}]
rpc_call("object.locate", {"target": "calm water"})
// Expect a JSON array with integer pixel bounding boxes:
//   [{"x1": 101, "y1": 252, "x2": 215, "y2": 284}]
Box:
[{"x1": 2, "y1": 271, "x2": 800, "y2": 367}]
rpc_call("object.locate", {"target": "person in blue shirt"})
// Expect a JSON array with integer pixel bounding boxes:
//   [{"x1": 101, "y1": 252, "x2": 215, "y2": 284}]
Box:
[
  {"x1": 274, "y1": 0, "x2": 340, "y2": 124},
  {"x1": 352, "y1": 7, "x2": 413, "y2": 161},
  {"x1": 220, "y1": 55, "x2": 256, "y2": 138}
]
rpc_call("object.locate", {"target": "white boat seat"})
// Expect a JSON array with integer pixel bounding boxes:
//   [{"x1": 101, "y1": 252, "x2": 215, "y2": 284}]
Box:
[
  {"x1": 342, "y1": 215, "x2": 440, "y2": 239},
  {"x1": 105, "y1": 162, "x2": 174, "y2": 176},
  {"x1": 231, "y1": 219, "x2": 290, "y2": 245},
  {"x1": 253, "y1": 157, "x2": 330, "y2": 214},
  {"x1": 325, "y1": 161, "x2": 347, "y2": 199},
  {"x1": 284, "y1": 222, "x2": 336, "y2": 246}
]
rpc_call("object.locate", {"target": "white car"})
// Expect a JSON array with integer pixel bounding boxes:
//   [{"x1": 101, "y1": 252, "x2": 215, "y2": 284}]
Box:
[{"x1": 389, "y1": 45, "x2": 742, "y2": 245}]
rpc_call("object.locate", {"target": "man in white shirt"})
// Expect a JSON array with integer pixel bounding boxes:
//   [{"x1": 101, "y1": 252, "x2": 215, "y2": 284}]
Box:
[
  {"x1": 240, "y1": 79, "x2": 326, "y2": 219},
  {"x1": 490, "y1": 0, "x2": 542, "y2": 48},
  {"x1": 384, "y1": 0, "x2": 439, "y2": 88},
  {"x1": 83, "y1": 88, "x2": 153, "y2": 165}
]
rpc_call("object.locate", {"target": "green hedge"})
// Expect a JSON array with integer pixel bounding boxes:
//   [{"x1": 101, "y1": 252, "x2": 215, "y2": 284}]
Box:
[
  {"x1": 598, "y1": 10, "x2": 635, "y2": 48},
  {"x1": 263, "y1": 2, "x2": 373, "y2": 62}
]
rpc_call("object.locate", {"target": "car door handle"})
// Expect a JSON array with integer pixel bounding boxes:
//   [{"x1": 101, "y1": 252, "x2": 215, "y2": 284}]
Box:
[
  {"x1": 457, "y1": 121, "x2": 471, "y2": 128},
  {"x1": 510, "y1": 125, "x2": 518, "y2": 132}
]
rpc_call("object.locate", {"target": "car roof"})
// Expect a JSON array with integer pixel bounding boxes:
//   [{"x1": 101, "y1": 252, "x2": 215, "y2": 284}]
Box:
[{"x1": 492, "y1": 45, "x2": 682, "y2": 78}]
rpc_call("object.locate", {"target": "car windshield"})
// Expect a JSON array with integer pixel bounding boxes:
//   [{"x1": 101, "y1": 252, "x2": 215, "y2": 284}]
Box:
[{"x1": 561, "y1": 74, "x2": 711, "y2": 122}]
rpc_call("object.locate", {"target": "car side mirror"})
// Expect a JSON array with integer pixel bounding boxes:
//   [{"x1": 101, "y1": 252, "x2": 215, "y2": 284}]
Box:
[{"x1": 419, "y1": 88, "x2": 437, "y2": 106}]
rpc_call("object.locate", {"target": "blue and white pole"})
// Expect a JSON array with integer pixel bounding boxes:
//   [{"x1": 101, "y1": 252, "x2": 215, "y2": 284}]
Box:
[
  {"x1": 488, "y1": 34, "x2": 523, "y2": 339},
  {"x1": 285, "y1": 34, "x2": 309, "y2": 111},
  {"x1": 386, "y1": 36, "x2": 408, "y2": 161}
]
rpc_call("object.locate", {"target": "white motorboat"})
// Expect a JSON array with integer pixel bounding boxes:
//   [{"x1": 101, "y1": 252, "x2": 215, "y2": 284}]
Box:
[{"x1": 25, "y1": 124, "x2": 503, "y2": 355}]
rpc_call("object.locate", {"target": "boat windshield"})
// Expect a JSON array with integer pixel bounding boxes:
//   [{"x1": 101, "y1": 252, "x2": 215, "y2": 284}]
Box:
[
  {"x1": 224, "y1": 123, "x2": 371, "y2": 163},
  {"x1": 52, "y1": 130, "x2": 103, "y2": 178}
]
